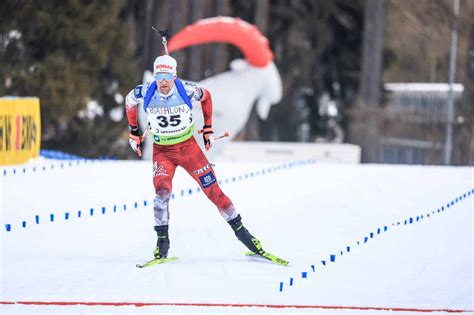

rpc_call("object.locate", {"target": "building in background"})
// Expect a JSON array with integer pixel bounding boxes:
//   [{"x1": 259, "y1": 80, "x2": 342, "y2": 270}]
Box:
[{"x1": 380, "y1": 83, "x2": 464, "y2": 165}]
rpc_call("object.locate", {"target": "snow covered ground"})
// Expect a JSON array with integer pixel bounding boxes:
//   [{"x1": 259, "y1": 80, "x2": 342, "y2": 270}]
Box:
[{"x1": 0, "y1": 157, "x2": 473, "y2": 314}]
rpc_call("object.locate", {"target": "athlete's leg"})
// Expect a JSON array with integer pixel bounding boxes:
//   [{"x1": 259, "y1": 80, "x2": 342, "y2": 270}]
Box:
[
  {"x1": 179, "y1": 138, "x2": 264, "y2": 254},
  {"x1": 179, "y1": 138, "x2": 236, "y2": 220},
  {"x1": 152, "y1": 144, "x2": 177, "y2": 258}
]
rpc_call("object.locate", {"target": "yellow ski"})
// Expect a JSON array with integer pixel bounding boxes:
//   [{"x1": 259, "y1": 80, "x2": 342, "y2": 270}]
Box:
[{"x1": 136, "y1": 256, "x2": 178, "y2": 268}]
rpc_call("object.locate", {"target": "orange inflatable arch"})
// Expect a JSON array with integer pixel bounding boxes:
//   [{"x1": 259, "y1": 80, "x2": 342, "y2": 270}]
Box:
[{"x1": 168, "y1": 17, "x2": 273, "y2": 68}]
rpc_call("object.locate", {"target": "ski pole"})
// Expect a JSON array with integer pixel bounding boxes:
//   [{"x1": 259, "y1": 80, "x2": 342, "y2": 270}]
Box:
[
  {"x1": 141, "y1": 128, "x2": 148, "y2": 141},
  {"x1": 197, "y1": 130, "x2": 230, "y2": 141},
  {"x1": 136, "y1": 129, "x2": 147, "y2": 158},
  {"x1": 152, "y1": 26, "x2": 170, "y2": 55},
  {"x1": 213, "y1": 132, "x2": 230, "y2": 141}
]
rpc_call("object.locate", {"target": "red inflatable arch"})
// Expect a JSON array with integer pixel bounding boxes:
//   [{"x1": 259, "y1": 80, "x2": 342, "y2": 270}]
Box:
[{"x1": 168, "y1": 17, "x2": 273, "y2": 68}]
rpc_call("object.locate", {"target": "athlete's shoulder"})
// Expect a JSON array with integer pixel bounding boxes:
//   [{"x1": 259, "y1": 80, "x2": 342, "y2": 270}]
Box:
[
  {"x1": 133, "y1": 81, "x2": 154, "y2": 99},
  {"x1": 126, "y1": 82, "x2": 154, "y2": 105},
  {"x1": 132, "y1": 85, "x2": 144, "y2": 99},
  {"x1": 179, "y1": 79, "x2": 204, "y2": 101}
]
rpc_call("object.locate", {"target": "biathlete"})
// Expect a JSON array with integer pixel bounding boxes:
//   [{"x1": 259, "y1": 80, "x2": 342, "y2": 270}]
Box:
[{"x1": 125, "y1": 54, "x2": 268, "y2": 262}]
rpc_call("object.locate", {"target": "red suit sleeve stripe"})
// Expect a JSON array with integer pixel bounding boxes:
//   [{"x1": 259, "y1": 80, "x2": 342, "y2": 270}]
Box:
[
  {"x1": 201, "y1": 88, "x2": 213, "y2": 126},
  {"x1": 125, "y1": 103, "x2": 138, "y2": 126}
]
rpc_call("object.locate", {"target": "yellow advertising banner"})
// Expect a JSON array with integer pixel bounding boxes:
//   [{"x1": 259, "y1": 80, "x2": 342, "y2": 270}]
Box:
[{"x1": 0, "y1": 97, "x2": 41, "y2": 165}]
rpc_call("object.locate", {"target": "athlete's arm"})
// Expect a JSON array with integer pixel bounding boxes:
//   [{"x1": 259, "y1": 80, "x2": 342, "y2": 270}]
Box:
[
  {"x1": 183, "y1": 81, "x2": 213, "y2": 126},
  {"x1": 200, "y1": 88, "x2": 213, "y2": 127},
  {"x1": 125, "y1": 85, "x2": 145, "y2": 127}
]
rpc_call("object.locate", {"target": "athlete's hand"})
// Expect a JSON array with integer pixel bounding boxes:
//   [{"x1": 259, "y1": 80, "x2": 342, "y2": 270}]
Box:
[
  {"x1": 201, "y1": 125, "x2": 214, "y2": 151},
  {"x1": 129, "y1": 125, "x2": 143, "y2": 157}
]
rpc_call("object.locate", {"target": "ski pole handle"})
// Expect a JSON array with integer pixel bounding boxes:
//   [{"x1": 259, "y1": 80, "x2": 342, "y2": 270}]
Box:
[
  {"x1": 162, "y1": 35, "x2": 169, "y2": 55},
  {"x1": 135, "y1": 129, "x2": 148, "y2": 158}
]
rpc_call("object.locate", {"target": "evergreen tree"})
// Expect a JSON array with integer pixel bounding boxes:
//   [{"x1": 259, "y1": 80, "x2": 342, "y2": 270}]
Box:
[
  {"x1": 0, "y1": 0, "x2": 138, "y2": 157},
  {"x1": 261, "y1": 0, "x2": 364, "y2": 141}
]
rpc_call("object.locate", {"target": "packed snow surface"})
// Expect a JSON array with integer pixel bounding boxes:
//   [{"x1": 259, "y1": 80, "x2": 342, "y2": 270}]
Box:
[{"x1": 1, "y1": 159, "x2": 472, "y2": 314}]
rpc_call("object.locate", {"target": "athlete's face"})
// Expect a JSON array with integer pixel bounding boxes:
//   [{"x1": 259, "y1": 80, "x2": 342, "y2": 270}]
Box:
[{"x1": 155, "y1": 72, "x2": 175, "y2": 94}]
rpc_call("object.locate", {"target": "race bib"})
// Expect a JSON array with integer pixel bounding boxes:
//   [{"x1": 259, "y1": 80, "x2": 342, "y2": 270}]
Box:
[{"x1": 147, "y1": 105, "x2": 194, "y2": 145}]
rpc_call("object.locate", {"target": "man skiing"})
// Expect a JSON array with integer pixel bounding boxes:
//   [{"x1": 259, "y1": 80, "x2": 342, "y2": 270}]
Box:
[{"x1": 124, "y1": 54, "x2": 277, "y2": 264}]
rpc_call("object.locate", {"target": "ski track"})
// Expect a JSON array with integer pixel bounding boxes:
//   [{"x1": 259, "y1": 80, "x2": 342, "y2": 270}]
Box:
[{"x1": 1, "y1": 159, "x2": 473, "y2": 314}]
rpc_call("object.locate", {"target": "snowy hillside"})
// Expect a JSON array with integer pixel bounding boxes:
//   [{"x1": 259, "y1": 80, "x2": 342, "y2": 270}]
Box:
[{"x1": 0, "y1": 158, "x2": 473, "y2": 314}]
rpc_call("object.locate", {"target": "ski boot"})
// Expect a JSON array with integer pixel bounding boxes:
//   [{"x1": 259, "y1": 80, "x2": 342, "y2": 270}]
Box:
[
  {"x1": 227, "y1": 214, "x2": 264, "y2": 255},
  {"x1": 228, "y1": 214, "x2": 289, "y2": 266},
  {"x1": 153, "y1": 225, "x2": 170, "y2": 259}
]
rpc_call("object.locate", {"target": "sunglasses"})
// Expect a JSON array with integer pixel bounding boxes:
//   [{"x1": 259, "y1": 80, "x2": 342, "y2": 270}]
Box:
[{"x1": 154, "y1": 73, "x2": 174, "y2": 81}]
